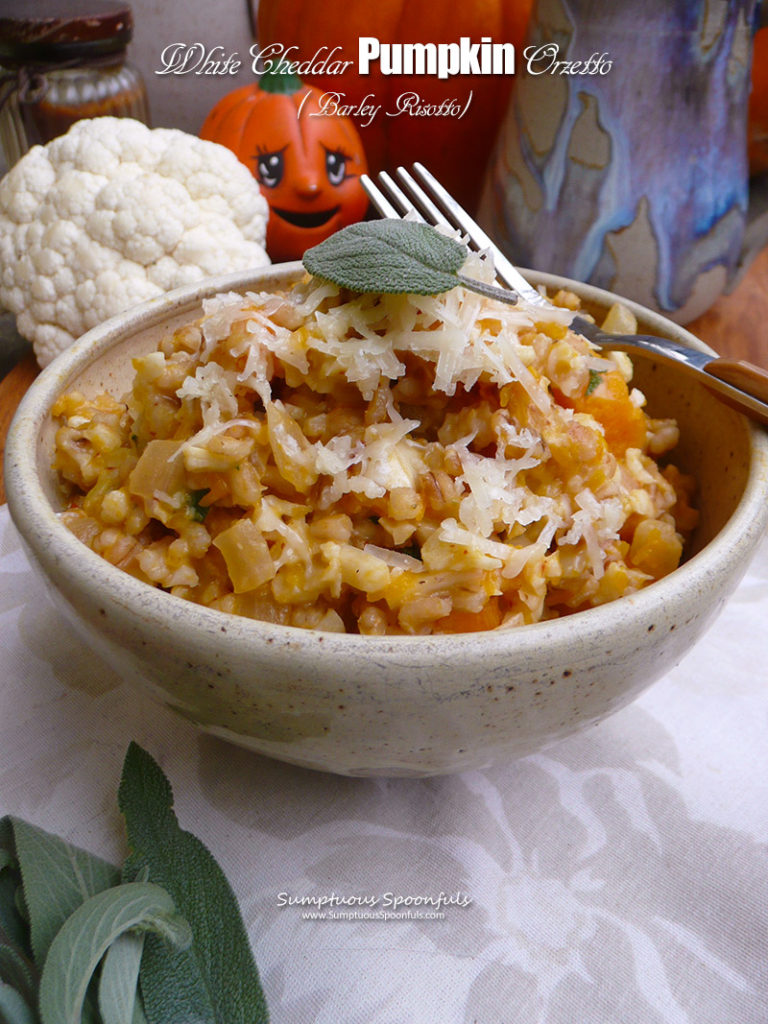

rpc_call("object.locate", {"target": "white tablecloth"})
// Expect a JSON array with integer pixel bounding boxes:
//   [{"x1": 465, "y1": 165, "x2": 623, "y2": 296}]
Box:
[{"x1": 1, "y1": 502, "x2": 766, "y2": 1023}]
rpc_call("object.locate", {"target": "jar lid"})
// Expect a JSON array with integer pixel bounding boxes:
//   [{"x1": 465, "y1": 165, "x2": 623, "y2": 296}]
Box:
[{"x1": 0, "y1": 1, "x2": 134, "y2": 64}]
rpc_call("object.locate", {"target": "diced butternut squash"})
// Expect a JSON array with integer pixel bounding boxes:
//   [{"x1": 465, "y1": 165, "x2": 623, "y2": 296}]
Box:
[
  {"x1": 569, "y1": 371, "x2": 647, "y2": 455},
  {"x1": 628, "y1": 518, "x2": 682, "y2": 579},
  {"x1": 436, "y1": 597, "x2": 502, "y2": 633}
]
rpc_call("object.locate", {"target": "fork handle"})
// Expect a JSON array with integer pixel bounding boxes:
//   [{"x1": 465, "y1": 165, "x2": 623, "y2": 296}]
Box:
[{"x1": 705, "y1": 358, "x2": 768, "y2": 405}]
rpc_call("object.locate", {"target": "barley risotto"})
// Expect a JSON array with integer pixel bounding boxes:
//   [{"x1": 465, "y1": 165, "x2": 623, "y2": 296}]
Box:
[{"x1": 52, "y1": 259, "x2": 697, "y2": 636}]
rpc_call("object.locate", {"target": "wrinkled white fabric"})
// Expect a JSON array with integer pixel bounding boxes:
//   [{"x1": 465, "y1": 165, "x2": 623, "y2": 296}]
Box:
[{"x1": 1, "y1": 503, "x2": 766, "y2": 1024}]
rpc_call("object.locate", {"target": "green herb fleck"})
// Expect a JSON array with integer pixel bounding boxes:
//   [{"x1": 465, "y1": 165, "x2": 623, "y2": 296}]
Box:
[
  {"x1": 586, "y1": 369, "x2": 605, "y2": 395},
  {"x1": 398, "y1": 543, "x2": 421, "y2": 561},
  {"x1": 187, "y1": 489, "x2": 210, "y2": 522}
]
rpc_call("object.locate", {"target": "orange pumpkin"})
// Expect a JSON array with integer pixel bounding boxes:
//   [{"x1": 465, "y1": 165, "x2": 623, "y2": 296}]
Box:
[
  {"x1": 257, "y1": 0, "x2": 533, "y2": 212},
  {"x1": 200, "y1": 70, "x2": 369, "y2": 262}
]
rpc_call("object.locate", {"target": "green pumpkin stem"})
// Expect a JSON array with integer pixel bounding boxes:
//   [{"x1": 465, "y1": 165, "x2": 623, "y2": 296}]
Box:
[{"x1": 258, "y1": 65, "x2": 304, "y2": 95}]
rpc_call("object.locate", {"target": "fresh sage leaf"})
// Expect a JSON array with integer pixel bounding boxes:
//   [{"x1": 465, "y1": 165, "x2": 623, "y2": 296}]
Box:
[
  {"x1": 11, "y1": 896, "x2": 25, "y2": 932},
  {"x1": 0, "y1": 822, "x2": 13, "y2": 862},
  {"x1": 118, "y1": 743, "x2": 269, "y2": 1024},
  {"x1": 7, "y1": 817, "x2": 120, "y2": 966},
  {"x1": 0, "y1": 874, "x2": 28, "y2": 956},
  {"x1": 0, "y1": 947, "x2": 36, "y2": 1011},
  {"x1": 303, "y1": 219, "x2": 465, "y2": 295},
  {"x1": 98, "y1": 932, "x2": 148, "y2": 1024},
  {"x1": 0, "y1": 981, "x2": 37, "y2": 1024},
  {"x1": 303, "y1": 218, "x2": 522, "y2": 309},
  {"x1": 0, "y1": 825, "x2": 25, "y2": 956},
  {"x1": 38, "y1": 881, "x2": 190, "y2": 1024}
]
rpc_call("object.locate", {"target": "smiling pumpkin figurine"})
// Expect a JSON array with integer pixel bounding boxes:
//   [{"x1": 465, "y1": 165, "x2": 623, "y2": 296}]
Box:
[{"x1": 200, "y1": 69, "x2": 370, "y2": 262}]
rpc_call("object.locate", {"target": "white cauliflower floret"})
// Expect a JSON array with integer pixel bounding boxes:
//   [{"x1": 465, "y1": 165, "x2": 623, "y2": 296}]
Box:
[{"x1": 0, "y1": 117, "x2": 270, "y2": 367}]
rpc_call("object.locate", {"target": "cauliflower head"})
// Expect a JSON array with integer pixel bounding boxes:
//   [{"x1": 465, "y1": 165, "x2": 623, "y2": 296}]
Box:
[{"x1": 0, "y1": 117, "x2": 270, "y2": 367}]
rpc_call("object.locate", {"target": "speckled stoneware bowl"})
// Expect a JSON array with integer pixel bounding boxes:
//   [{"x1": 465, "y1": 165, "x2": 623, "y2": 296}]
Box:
[{"x1": 6, "y1": 265, "x2": 768, "y2": 776}]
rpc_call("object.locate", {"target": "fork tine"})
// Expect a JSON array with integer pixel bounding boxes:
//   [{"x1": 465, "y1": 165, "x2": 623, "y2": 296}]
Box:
[
  {"x1": 365, "y1": 162, "x2": 543, "y2": 308},
  {"x1": 409, "y1": 163, "x2": 545, "y2": 305},
  {"x1": 376, "y1": 170, "x2": 426, "y2": 221},
  {"x1": 410, "y1": 162, "x2": 497, "y2": 255},
  {"x1": 392, "y1": 167, "x2": 456, "y2": 233},
  {"x1": 363, "y1": 169, "x2": 434, "y2": 226},
  {"x1": 359, "y1": 173, "x2": 399, "y2": 219}
]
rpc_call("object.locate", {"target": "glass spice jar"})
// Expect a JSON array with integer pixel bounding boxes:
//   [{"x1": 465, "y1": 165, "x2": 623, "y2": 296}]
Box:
[{"x1": 0, "y1": 0, "x2": 150, "y2": 169}]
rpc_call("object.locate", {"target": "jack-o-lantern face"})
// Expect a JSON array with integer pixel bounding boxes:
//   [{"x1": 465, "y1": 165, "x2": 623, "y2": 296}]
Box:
[{"x1": 200, "y1": 73, "x2": 369, "y2": 263}]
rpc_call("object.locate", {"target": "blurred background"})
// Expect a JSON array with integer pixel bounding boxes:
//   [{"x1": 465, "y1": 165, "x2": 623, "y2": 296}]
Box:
[{"x1": 129, "y1": 0, "x2": 254, "y2": 134}]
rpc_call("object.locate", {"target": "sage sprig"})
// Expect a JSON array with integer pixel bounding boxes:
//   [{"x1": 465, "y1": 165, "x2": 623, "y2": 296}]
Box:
[
  {"x1": 38, "y1": 883, "x2": 191, "y2": 1024},
  {"x1": 119, "y1": 743, "x2": 268, "y2": 1024},
  {"x1": 97, "y1": 932, "x2": 147, "y2": 1024},
  {"x1": 303, "y1": 218, "x2": 521, "y2": 306},
  {"x1": 0, "y1": 744, "x2": 269, "y2": 1024},
  {"x1": 9, "y1": 818, "x2": 121, "y2": 966}
]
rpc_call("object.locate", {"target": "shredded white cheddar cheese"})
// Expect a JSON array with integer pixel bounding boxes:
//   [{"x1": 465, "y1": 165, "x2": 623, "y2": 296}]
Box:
[{"x1": 52, "y1": 257, "x2": 698, "y2": 635}]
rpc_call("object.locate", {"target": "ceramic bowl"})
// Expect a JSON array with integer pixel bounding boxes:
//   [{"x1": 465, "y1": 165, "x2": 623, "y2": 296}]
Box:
[{"x1": 6, "y1": 265, "x2": 768, "y2": 776}]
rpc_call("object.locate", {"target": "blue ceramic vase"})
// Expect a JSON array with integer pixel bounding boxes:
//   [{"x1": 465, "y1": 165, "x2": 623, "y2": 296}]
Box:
[{"x1": 480, "y1": 0, "x2": 768, "y2": 322}]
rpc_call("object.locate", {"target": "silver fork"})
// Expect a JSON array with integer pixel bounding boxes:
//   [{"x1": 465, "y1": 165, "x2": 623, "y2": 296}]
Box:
[{"x1": 360, "y1": 163, "x2": 768, "y2": 428}]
